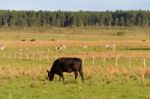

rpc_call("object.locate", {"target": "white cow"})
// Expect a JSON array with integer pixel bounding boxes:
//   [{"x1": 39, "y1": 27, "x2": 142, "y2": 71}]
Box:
[
  {"x1": 55, "y1": 44, "x2": 66, "y2": 50},
  {"x1": 105, "y1": 44, "x2": 116, "y2": 51},
  {"x1": 0, "y1": 45, "x2": 6, "y2": 51}
]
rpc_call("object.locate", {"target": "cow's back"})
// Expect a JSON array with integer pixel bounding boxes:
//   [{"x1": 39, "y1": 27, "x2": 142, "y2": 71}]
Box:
[
  {"x1": 61, "y1": 57, "x2": 82, "y2": 71},
  {"x1": 50, "y1": 57, "x2": 82, "y2": 73}
]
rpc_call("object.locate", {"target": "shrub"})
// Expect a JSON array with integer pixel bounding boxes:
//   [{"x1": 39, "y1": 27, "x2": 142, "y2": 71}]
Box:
[
  {"x1": 116, "y1": 32, "x2": 126, "y2": 36},
  {"x1": 30, "y1": 39, "x2": 36, "y2": 41}
]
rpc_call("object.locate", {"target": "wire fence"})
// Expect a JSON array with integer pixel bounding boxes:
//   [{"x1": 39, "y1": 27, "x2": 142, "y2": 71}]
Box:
[{"x1": 0, "y1": 52, "x2": 150, "y2": 68}]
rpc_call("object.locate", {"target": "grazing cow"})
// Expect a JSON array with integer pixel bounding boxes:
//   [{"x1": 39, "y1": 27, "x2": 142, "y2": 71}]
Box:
[
  {"x1": 105, "y1": 44, "x2": 116, "y2": 51},
  {"x1": 0, "y1": 44, "x2": 6, "y2": 51},
  {"x1": 55, "y1": 44, "x2": 66, "y2": 50},
  {"x1": 47, "y1": 57, "x2": 84, "y2": 82}
]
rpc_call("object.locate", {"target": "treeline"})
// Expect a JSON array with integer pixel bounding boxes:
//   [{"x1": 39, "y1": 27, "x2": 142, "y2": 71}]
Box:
[{"x1": 0, "y1": 10, "x2": 150, "y2": 27}]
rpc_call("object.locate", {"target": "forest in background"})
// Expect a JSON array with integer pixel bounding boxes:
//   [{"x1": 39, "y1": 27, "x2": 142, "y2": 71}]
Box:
[{"x1": 0, "y1": 10, "x2": 150, "y2": 27}]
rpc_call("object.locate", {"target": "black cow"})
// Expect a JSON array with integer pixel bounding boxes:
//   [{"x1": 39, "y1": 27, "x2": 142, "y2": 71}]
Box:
[{"x1": 47, "y1": 57, "x2": 84, "y2": 82}]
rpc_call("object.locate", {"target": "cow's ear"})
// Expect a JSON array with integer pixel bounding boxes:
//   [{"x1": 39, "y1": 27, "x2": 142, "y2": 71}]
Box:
[{"x1": 47, "y1": 70, "x2": 49, "y2": 73}]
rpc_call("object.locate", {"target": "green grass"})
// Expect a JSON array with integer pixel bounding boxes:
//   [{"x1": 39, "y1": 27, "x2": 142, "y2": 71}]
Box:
[
  {"x1": 0, "y1": 26, "x2": 150, "y2": 41},
  {"x1": 0, "y1": 75, "x2": 150, "y2": 99},
  {"x1": 127, "y1": 47, "x2": 150, "y2": 51}
]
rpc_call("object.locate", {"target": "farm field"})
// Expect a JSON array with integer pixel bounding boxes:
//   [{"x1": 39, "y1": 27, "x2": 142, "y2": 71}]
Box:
[{"x1": 0, "y1": 27, "x2": 150, "y2": 98}]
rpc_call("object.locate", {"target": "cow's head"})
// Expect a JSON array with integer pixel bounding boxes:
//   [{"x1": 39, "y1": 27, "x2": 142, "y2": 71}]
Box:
[{"x1": 47, "y1": 70, "x2": 54, "y2": 81}]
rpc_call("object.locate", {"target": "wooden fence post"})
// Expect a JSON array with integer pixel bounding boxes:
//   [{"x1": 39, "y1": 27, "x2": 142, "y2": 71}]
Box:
[
  {"x1": 26, "y1": 54, "x2": 29, "y2": 60},
  {"x1": 115, "y1": 58, "x2": 118, "y2": 67},
  {"x1": 129, "y1": 58, "x2": 131, "y2": 68},
  {"x1": 82, "y1": 57, "x2": 85, "y2": 66},
  {"x1": 92, "y1": 57, "x2": 95, "y2": 67},
  {"x1": 39, "y1": 54, "x2": 42, "y2": 61},
  {"x1": 14, "y1": 53, "x2": 17, "y2": 59},
  {"x1": 143, "y1": 58, "x2": 146, "y2": 67},
  {"x1": 47, "y1": 54, "x2": 49, "y2": 61},
  {"x1": 19, "y1": 52, "x2": 22, "y2": 60},
  {"x1": 103, "y1": 57, "x2": 106, "y2": 67},
  {"x1": 3, "y1": 53, "x2": 5, "y2": 58},
  {"x1": 32, "y1": 53, "x2": 34, "y2": 61}
]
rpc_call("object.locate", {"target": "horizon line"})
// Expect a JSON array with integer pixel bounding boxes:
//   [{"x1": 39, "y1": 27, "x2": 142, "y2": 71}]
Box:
[{"x1": 0, "y1": 9, "x2": 150, "y2": 12}]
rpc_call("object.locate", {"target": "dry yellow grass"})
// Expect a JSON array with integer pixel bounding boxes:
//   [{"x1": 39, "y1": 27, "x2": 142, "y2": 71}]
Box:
[
  {"x1": 1, "y1": 65, "x2": 150, "y2": 84},
  {"x1": 0, "y1": 66, "x2": 48, "y2": 79},
  {"x1": 1, "y1": 39, "x2": 150, "y2": 59},
  {"x1": 1, "y1": 39, "x2": 150, "y2": 48}
]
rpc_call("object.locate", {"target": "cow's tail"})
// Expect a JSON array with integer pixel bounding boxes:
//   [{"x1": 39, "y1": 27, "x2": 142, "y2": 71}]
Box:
[{"x1": 79, "y1": 60, "x2": 84, "y2": 82}]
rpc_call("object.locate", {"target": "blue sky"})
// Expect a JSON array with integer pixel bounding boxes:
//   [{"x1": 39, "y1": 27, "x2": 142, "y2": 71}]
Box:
[{"x1": 0, "y1": 0, "x2": 150, "y2": 11}]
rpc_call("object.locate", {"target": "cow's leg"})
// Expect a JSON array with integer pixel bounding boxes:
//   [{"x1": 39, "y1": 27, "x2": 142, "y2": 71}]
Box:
[
  {"x1": 58, "y1": 71, "x2": 64, "y2": 81},
  {"x1": 74, "y1": 71, "x2": 78, "y2": 80},
  {"x1": 59, "y1": 76, "x2": 62, "y2": 81},
  {"x1": 79, "y1": 70, "x2": 84, "y2": 82},
  {"x1": 59, "y1": 73, "x2": 64, "y2": 81}
]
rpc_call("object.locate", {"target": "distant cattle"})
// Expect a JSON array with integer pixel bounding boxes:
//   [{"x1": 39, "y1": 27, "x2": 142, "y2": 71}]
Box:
[
  {"x1": 47, "y1": 57, "x2": 84, "y2": 82},
  {"x1": 0, "y1": 44, "x2": 6, "y2": 51},
  {"x1": 82, "y1": 45, "x2": 88, "y2": 49},
  {"x1": 105, "y1": 44, "x2": 116, "y2": 51},
  {"x1": 55, "y1": 44, "x2": 66, "y2": 50}
]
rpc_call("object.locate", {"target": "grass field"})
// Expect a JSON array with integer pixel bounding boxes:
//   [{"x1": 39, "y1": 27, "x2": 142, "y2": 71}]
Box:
[{"x1": 0, "y1": 26, "x2": 150, "y2": 98}]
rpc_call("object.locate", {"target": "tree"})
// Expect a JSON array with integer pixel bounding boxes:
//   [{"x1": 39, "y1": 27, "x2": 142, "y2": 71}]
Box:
[
  {"x1": 103, "y1": 11, "x2": 112, "y2": 26},
  {"x1": 119, "y1": 16, "x2": 125, "y2": 26},
  {"x1": 0, "y1": 10, "x2": 150, "y2": 27},
  {"x1": 0, "y1": 15, "x2": 4, "y2": 26}
]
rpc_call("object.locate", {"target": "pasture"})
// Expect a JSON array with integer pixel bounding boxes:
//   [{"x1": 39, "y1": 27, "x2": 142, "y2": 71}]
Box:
[{"x1": 0, "y1": 27, "x2": 150, "y2": 99}]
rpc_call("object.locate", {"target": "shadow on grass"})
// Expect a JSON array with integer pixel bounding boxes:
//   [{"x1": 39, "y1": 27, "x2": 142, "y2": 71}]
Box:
[{"x1": 63, "y1": 80, "x2": 79, "y2": 84}]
